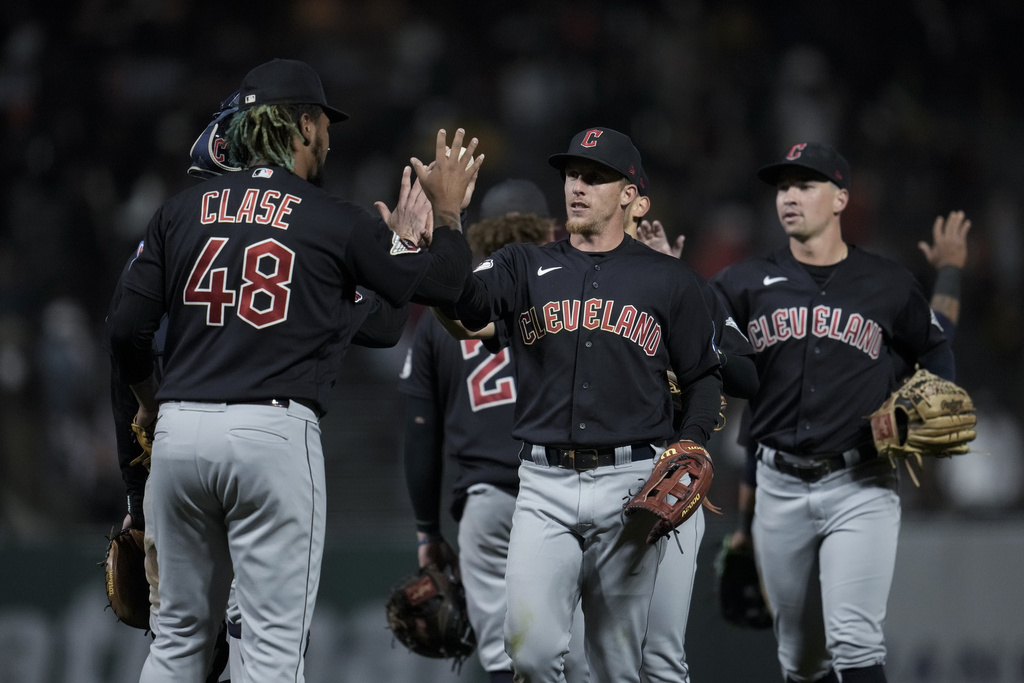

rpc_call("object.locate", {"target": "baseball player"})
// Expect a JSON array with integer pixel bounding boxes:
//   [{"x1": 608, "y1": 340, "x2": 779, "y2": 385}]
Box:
[
  {"x1": 624, "y1": 186, "x2": 759, "y2": 682},
  {"x1": 104, "y1": 87, "x2": 415, "y2": 682},
  {"x1": 718, "y1": 208, "x2": 971, "y2": 625},
  {"x1": 400, "y1": 179, "x2": 591, "y2": 683},
  {"x1": 108, "y1": 58, "x2": 482, "y2": 682},
  {"x1": 710, "y1": 142, "x2": 955, "y2": 683},
  {"x1": 448, "y1": 127, "x2": 722, "y2": 683}
]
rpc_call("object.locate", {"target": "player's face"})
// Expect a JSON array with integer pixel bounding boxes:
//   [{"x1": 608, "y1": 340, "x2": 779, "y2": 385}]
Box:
[
  {"x1": 563, "y1": 160, "x2": 630, "y2": 236},
  {"x1": 307, "y1": 112, "x2": 331, "y2": 188},
  {"x1": 774, "y1": 173, "x2": 846, "y2": 241}
]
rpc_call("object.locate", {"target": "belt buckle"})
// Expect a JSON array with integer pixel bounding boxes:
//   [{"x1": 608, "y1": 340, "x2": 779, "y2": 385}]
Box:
[
  {"x1": 566, "y1": 449, "x2": 599, "y2": 472},
  {"x1": 813, "y1": 459, "x2": 833, "y2": 480}
]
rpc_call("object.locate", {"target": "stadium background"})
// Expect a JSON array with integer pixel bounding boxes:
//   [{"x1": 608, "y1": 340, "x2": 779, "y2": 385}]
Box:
[{"x1": 0, "y1": 2, "x2": 1021, "y2": 681}]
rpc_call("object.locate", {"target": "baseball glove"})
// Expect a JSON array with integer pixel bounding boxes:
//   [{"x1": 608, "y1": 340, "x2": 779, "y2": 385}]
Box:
[
  {"x1": 103, "y1": 527, "x2": 150, "y2": 630},
  {"x1": 868, "y1": 368, "x2": 977, "y2": 486},
  {"x1": 624, "y1": 440, "x2": 721, "y2": 545},
  {"x1": 385, "y1": 564, "x2": 476, "y2": 670},
  {"x1": 129, "y1": 422, "x2": 153, "y2": 470},
  {"x1": 714, "y1": 535, "x2": 772, "y2": 630}
]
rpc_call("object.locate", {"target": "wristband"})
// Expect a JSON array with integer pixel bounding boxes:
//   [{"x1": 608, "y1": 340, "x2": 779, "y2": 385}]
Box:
[
  {"x1": 417, "y1": 534, "x2": 441, "y2": 546},
  {"x1": 933, "y1": 265, "x2": 961, "y2": 299}
]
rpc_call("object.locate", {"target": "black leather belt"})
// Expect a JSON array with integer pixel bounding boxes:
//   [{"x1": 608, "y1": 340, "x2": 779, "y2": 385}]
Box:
[
  {"x1": 228, "y1": 398, "x2": 323, "y2": 418},
  {"x1": 524, "y1": 444, "x2": 654, "y2": 472},
  {"x1": 762, "y1": 443, "x2": 876, "y2": 483}
]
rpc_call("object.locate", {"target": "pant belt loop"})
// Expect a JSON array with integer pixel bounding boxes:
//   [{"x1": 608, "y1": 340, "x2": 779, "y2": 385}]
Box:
[
  {"x1": 531, "y1": 444, "x2": 550, "y2": 467},
  {"x1": 614, "y1": 445, "x2": 632, "y2": 467},
  {"x1": 756, "y1": 443, "x2": 775, "y2": 463}
]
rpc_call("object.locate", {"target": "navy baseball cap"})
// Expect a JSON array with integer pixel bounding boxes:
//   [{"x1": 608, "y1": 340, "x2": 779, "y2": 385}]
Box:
[
  {"x1": 548, "y1": 127, "x2": 648, "y2": 194},
  {"x1": 238, "y1": 58, "x2": 349, "y2": 123},
  {"x1": 480, "y1": 179, "x2": 550, "y2": 219},
  {"x1": 757, "y1": 142, "x2": 850, "y2": 189},
  {"x1": 188, "y1": 91, "x2": 241, "y2": 179}
]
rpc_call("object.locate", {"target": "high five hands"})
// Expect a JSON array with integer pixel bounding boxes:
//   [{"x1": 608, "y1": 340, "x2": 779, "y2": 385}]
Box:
[{"x1": 376, "y1": 129, "x2": 484, "y2": 247}]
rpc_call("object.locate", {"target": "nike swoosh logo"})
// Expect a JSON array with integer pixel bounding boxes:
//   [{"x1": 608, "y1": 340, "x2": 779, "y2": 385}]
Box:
[
  {"x1": 763, "y1": 276, "x2": 788, "y2": 286},
  {"x1": 537, "y1": 266, "x2": 562, "y2": 276}
]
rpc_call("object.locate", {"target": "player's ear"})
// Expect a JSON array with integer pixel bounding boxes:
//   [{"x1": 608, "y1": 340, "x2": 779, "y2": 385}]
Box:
[
  {"x1": 833, "y1": 187, "x2": 849, "y2": 214},
  {"x1": 620, "y1": 181, "x2": 639, "y2": 207},
  {"x1": 298, "y1": 112, "x2": 317, "y2": 146},
  {"x1": 632, "y1": 195, "x2": 651, "y2": 219}
]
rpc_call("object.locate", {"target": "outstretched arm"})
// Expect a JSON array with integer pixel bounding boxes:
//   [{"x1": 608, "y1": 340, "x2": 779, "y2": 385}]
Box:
[
  {"x1": 918, "y1": 210, "x2": 970, "y2": 327},
  {"x1": 430, "y1": 306, "x2": 496, "y2": 340}
]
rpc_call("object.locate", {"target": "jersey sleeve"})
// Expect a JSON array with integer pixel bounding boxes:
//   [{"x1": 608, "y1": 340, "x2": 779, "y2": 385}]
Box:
[
  {"x1": 122, "y1": 209, "x2": 168, "y2": 303},
  {"x1": 892, "y1": 278, "x2": 954, "y2": 380},
  {"x1": 350, "y1": 288, "x2": 411, "y2": 349},
  {"x1": 665, "y1": 269, "x2": 722, "y2": 387},
  {"x1": 454, "y1": 245, "x2": 521, "y2": 330},
  {"x1": 708, "y1": 265, "x2": 748, "y2": 327},
  {"x1": 338, "y1": 207, "x2": 434, "y2": 306}
]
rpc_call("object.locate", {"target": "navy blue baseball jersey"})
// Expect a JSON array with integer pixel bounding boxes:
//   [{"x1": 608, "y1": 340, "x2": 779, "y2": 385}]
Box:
[
  {"x1": 105, "y1": 242, "x2": 407, "y2": 523},
  {"x1": 456, "y1": 234, "x2": 721, "y2": 447},
  {"x1": 398, "y1": 312, "x2": 521, "y2": 514},
  {"x1": 121, "y1": 165, "x2": 468, "y2": 410},
  {"x1": 711, "y1": 244, "x2": 953, "y2": 454}
]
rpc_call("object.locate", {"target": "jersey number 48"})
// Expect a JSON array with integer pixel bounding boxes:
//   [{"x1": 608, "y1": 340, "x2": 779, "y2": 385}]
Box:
[{"x1": 184, "y1": 237, "x2": 294, "y2": 329}]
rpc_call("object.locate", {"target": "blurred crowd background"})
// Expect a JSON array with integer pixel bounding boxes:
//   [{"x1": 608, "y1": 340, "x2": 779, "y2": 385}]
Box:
[{"x1": 1, "y1": 0, "x2": 1021, "y2": 541}]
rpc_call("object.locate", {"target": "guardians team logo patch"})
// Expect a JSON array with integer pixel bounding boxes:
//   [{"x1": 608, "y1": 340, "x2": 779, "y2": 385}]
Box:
[
  {"x1": 390, "y1": 232, "x2": 422, "y2": 255},
  {"x1": 474, "y1": 259, "x2": 494, "y2": 272}
]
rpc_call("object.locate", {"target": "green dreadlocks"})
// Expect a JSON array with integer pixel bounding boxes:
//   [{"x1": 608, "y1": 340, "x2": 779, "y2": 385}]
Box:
[{"x1": 225, "y1": 104, "x2": 323, "y2": 172}]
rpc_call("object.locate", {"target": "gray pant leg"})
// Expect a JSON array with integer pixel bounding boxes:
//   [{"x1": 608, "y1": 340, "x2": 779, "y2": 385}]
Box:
[
  {"x1": 458, "y1": 484, "x2": 517, "y2": 673},
  {"x1": 755, "y1": 459, "x2": 898, "y2": 681},
  {"x1": 642, "y1": 506, "x2": 705, "y2": 683},
  {"x1": 141, "y1": 403, "x2": 234, "y2": 683}
]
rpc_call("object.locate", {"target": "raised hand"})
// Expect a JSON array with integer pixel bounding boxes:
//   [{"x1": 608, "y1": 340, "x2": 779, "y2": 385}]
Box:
[
  {"x1": 918, "y1": 210, "x2": 970, "y2": 270},
  {"x1": 638, "y1": 219, "x2": 685, "y2": 259},
  {"x1": 410, "y1": 128, "x2": 484, "y2": 231},
  {"x1": 375, "y1": 166, "x2": 434, "y2": 247}
]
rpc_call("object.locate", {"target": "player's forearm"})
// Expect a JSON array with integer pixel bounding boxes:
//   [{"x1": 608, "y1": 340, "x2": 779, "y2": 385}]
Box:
[
  {"x1": 720, "y1": 350, "x2": 759, "y2": 399},
  {"x1": 403, "y1": 397, "x2": 445, "y2": 534},
  {"x1": 429, "y1": 307, "x2": 496, "y2": 340},
  {"x1": 130, "y1": 373, "x2": 159, "y2": 413},
  {"x1": 109, "y1": 291, "x2": 163, "y2": 386},
  {"x1": 674, "y1": 369, "x2": 724, "y2": 447},
  {"x1": 918, "y1": 343, "x2": 956, "y2": 382},
  {"x1": 410, "y1": 227, "x2": 472, "y2": 306},
  {"x1": 930, "y1": 265, "x2": 962, "y2": 325},
  {"x1": 453, "y1": 275, "x2": 497, "y2": 331},
  {"x1": 353, "y1": 300, "x2": 412, "y2": 348}
]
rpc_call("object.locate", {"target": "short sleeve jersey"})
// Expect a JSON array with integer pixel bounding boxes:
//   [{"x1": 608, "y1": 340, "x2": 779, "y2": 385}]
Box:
[
  {"x1": 398, "y1": 313, "x2": 521, "y2": 506},
  {"x1": 711, "y1": 244, "x2": 950, "y2": 454},
  {"x1": 124, "y1": 165, "x2": 451, "y2": 408},
  {"x1": 457, "y1": 234, "x2": 720, "y2": 447}
]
